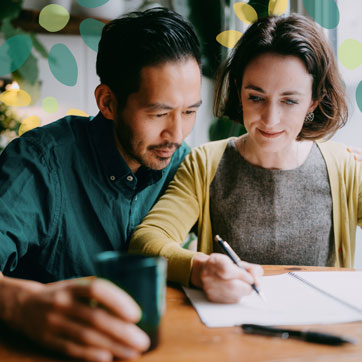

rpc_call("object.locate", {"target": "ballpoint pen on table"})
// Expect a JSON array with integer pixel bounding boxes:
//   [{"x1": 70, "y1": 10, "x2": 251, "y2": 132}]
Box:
[
  {"x1": 241, "y1": 324, "x2": 358, "y2": 346},
  {"x1": 215, "y1": 235, "x2": 266, "y2": 302}
]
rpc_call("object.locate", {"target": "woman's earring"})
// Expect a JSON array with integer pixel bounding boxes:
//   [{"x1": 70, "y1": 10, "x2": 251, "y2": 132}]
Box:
[{"x1": 304, "y1": 112, "x2": 314, "y2": 123}]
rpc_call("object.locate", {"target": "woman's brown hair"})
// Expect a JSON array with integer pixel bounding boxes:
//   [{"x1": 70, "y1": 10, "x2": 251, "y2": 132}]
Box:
[{"x1": 214, "y1": 14, "x2": 348, "y2": 140}]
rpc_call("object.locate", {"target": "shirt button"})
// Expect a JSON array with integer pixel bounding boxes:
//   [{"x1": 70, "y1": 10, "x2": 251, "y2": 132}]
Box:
[
  {"x1": 110, "y1": 175, "x2": 116, "y2": 181},
  {"x1": 127, "y1": 175, "x2": 133, "y2": 182},
  {"x1": 135, "y1": 196, "x2": 138, "y2": 201}
]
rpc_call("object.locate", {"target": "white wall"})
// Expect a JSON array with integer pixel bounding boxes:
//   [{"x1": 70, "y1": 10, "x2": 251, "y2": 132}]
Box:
[{"x1": 16, "y1": 33, "x2": 99, "y2": 124}]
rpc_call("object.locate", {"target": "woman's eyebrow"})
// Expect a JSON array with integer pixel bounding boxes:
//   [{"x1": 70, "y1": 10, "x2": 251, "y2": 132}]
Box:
[{"x1": 244, "y1": 84, "x2": 304, "y2": 96}]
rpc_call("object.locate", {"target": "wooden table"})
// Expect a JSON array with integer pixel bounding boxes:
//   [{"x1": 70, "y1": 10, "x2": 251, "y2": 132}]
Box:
[{"x1": 1, "y1": 266, "x2": 362, "y2": 361}]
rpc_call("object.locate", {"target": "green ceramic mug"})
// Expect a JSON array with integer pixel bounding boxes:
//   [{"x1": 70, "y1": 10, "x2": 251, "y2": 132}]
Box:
[{"x1": 94, "y1": 251, "x2": 167, "y2": 350}]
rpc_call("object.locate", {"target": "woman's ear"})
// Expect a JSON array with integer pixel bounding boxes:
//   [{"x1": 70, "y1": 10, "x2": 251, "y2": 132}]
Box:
[
  {"x1": 308, "y1": 99, "x2": 319, "y2": 113},
  {"x1": 94, "y1": 84, "x2": 118, "y2": 120}
]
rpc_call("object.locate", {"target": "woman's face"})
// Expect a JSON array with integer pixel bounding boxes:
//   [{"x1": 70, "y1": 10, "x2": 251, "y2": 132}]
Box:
[{"x1": 240, "y1": 53, "x2": 317, "y2": 152}]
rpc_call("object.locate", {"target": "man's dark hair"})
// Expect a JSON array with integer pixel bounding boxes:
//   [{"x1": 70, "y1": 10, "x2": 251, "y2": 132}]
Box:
[{"x1": 96, "y1": 7, "x2": 201, "y2": 108}]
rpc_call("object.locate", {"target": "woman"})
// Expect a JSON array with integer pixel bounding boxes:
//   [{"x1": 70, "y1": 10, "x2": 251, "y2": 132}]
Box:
[{"x1": 129, "y1": 14, "x2": 362, "y2": 303}]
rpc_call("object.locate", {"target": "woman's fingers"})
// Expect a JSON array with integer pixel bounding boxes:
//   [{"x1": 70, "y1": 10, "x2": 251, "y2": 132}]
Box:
[
  {"x1": 202, "y1": 276, "x2": 252, "y2": 303},
  {"x1": 347, "y1": 146, "x2": 362, "y2": 161},
  {"x1": 239, "y1": 260, "x2": 264, "y2": 286},
  {"x1": 200, "y1": 253, "x2": 262, "y2": 303}
]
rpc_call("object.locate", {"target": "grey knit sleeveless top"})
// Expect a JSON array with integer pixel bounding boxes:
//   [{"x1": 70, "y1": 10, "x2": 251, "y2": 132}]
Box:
[{"x1": 210, "y1": 140, "x2": 335, "y2": 266}]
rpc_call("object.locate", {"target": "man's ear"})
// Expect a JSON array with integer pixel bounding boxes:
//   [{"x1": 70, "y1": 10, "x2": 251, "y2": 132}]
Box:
[{"x1": 94, "y1": 84, "x2": 118, "y2": 120}]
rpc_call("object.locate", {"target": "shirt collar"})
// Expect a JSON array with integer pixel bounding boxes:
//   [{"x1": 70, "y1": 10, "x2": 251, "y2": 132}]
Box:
[{"x1": 89, "y1": 112, "x2": 164, "y2": 190}]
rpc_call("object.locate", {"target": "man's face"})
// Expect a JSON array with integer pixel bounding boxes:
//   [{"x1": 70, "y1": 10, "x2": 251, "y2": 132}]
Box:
[{"x1": 114, "y1": 58, "x2": 202, "y2": 173}]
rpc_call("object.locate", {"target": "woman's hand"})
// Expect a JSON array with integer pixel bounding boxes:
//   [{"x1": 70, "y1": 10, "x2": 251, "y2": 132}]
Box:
[
  {"x1": 347, "y1": 146, "x2": 362, "y2": 161},
  {"x1": 191, "y1": 253, "x2": 263, "y2": 303},
  {"x1": 0, "y1": 277, "x2": 150, "y2": 362}
]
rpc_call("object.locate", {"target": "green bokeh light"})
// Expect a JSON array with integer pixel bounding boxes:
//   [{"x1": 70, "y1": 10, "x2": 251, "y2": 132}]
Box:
[
  {"x1": 0, "y1": 35, "x2": 32, "y2": 76},
  {"x1": 80, "y1": 18, "x2": 104, "y2": 52},
  {"x1": 48, "y1": 44, "x2": 78, "y2": 86},
  {"x1": 302, "y1": 0, "x2": 339, "y2": 29},
  {"x1": 338, "y1": 39, "x2": 362, "y2": 70},
  {"x1": 356, "y1": 81, "x2": 362, "y2": 113},
  {"x1": 77, "y1": 0, "x2": 109, "y2": 8}
]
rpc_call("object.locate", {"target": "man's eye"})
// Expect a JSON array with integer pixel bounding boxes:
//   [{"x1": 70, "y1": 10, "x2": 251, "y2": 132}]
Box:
[
  {"x1": 248, "y1": 95, "x2": 263, "y2": 102},
  {"x1": 154, "y1": 113, "x2": 167, "y2": 118},
  {"x1": 184, "y1": 110, "x2": 196, "y2": 115}
]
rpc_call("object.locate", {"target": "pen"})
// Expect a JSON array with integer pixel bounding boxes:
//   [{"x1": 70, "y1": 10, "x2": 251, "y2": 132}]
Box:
[
  {"x1": 215, "y1": 235, "x2": 266, "y2": 302},
  {"x1": 241, "y1": 324, "x2": 358, "y2": 345}
]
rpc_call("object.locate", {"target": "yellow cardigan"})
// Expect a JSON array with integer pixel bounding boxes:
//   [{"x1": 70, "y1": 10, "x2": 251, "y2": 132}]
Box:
[{"x1": 129, "y1": 138, "x2": 362, "y2": 286}]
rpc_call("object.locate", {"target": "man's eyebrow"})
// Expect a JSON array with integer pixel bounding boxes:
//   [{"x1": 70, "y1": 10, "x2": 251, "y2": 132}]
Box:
[
  {"x1": 145, "y1": 100, "x2": 203, "y2": 110},
  {"x1": 244, "y1": 84, "x2": 303, "y2": 96}
]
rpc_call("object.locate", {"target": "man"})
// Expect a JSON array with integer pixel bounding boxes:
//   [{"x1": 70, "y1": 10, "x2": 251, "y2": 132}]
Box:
[{"x1": 0, "y1": 8, "x2": 202, "y2": 361}]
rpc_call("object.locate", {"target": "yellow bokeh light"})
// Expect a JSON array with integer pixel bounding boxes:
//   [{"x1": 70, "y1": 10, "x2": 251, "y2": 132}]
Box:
[
  {"x1": 39, "y1": 4, "x2": 70, "y2": 32},
  {"x1": 0, "y1": 89, "x2": 31, "y2": 107},
  {"x1": 268, "y1": 0, "x2": 288, "y2": 16},
  {"x1": 66, "y1": 108, "x2": 89, "y2": 117},
  {"x1": 233, "y1": 3, "x2": 258, "y2": 24},
  {"x1": 338, "y1": 39, "x2": 362, "y2": 70},
  {"x1": 19, "y1": 116, "x2": 41, "y2": 136},
  {"x1": 216, "y1": 30, "x2": 243, "y2": 49}
]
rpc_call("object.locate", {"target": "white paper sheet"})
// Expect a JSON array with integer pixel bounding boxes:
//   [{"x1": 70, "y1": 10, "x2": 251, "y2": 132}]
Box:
[{"x1": 183, "y1": 271, "x2": 362, "y2": 327}]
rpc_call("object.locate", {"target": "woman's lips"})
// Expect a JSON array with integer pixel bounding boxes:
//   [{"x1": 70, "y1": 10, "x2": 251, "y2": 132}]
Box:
[{"x1": 258, "y1": 129, "x2": 284, "y2": 138}]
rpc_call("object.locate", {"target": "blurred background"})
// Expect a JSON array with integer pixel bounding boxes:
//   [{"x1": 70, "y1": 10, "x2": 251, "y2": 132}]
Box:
[{"x1": 1, "y1": 0, "x2": 362, "y2": 266}]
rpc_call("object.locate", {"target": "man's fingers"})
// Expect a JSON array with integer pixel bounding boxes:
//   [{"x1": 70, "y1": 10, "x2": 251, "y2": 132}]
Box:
[
  {"x1": 43, "y1": 313, "x2": 144, "y2": 361},
  {"x1": 64, "y1": 300, "x2": 150, "y2": 351},
  {"x1": 43, "y1": 334, "x2": 137, "y2": 362},
  {"x1": 66, "y1": 278, "x2": 142, "y2": 322}
]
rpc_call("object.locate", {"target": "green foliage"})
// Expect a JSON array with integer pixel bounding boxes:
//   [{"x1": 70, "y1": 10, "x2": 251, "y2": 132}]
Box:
[
  {"x1": 209, "y1": 116, "x2": 246, "y2": 141},
  {"x1": 186, "y1": 0, "x2": 224, "y2": 78},
  {"x1": 0, "y1": 102, "x2": 21, "y2": 152},
  {"x1": 0, "y1": 0, "x2": 23, "y2": 21},
  {"x1": 0, "y1": 2, "x2": 48, "y2": 88},
  {"x1": 173, "y1": 0, "x2": 226, "y2": 79},
  {"x1": 248, "y1": 0, "x2": 270, "y2": 18}
]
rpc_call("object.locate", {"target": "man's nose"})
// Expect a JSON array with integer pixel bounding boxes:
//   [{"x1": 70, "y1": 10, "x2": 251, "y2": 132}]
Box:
[{"x1": 162, "y1": 114, "x2": 183, "y2": 143}]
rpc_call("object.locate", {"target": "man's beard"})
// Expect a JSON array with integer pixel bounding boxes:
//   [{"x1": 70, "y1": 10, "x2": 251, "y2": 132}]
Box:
[{"x1": 115, "y1": 117, "x2": 181, "y2": 170}]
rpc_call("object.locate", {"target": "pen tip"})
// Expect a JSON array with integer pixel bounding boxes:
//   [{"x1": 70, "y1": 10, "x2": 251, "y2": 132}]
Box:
[
  {"x1": 259, "y1": 291, "x2": 268, "y2": 304},
  {"x1": 215, "y1": 235, "x2": 221, "y2": 242}
]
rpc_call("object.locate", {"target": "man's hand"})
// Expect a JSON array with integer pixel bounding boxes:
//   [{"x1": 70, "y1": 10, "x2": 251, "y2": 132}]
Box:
[
  {"x1": 191, "y1": 253, "x2": 263, "y2": 303},
  {"x1": 0, "y1": 276, "x2": 150, "y2": 361}
]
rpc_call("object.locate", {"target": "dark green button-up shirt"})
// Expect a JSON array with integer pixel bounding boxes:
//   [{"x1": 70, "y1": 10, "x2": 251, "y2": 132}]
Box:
[{"x1": 0, "y1": 113, "x2": 189, "y2": 282}]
